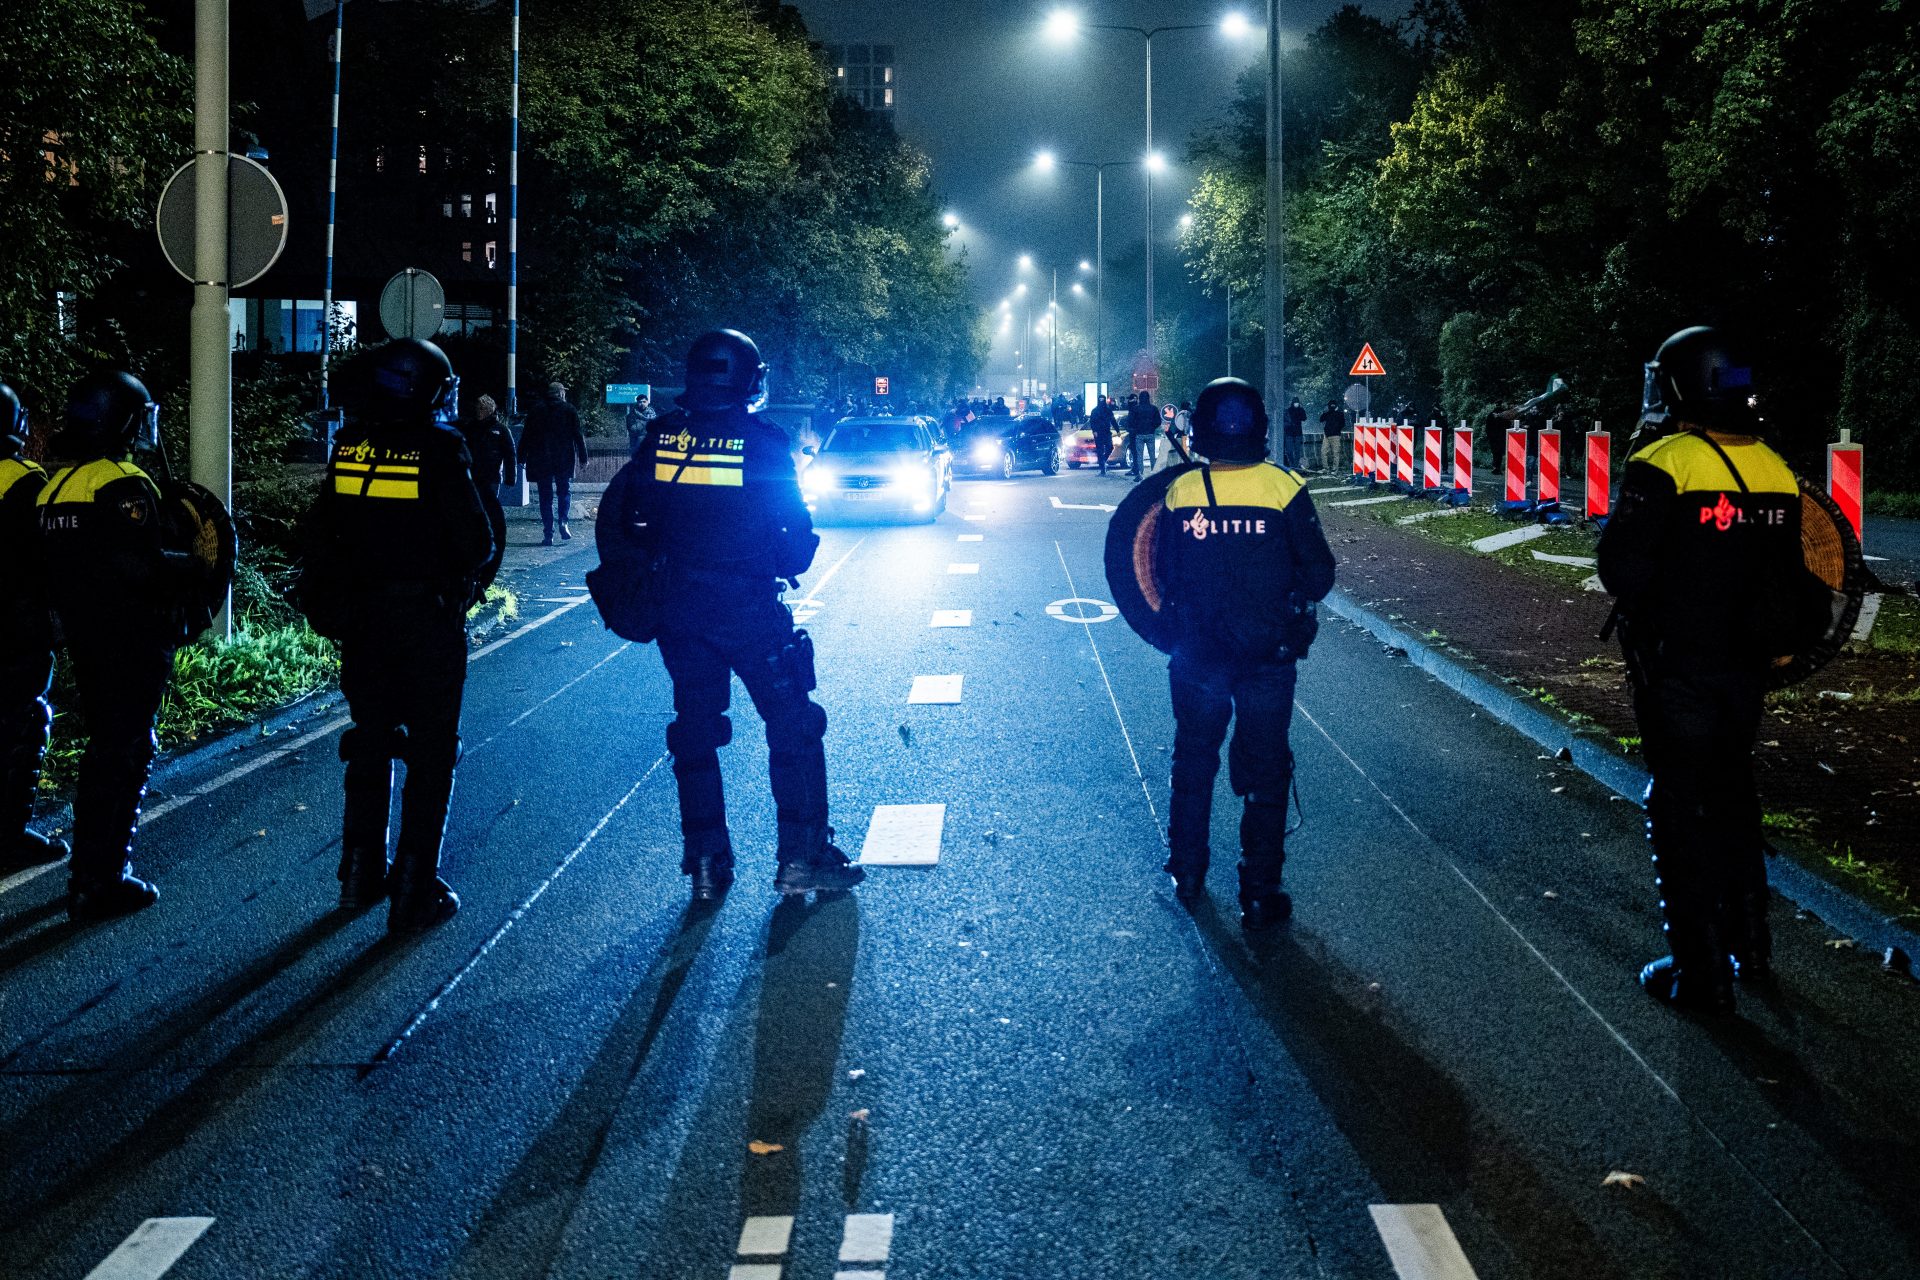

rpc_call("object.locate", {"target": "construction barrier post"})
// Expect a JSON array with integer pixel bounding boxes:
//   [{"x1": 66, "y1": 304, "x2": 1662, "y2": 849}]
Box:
[
  {"x1": 1828, "y1": 430, "x2": 1864, "y2": 543},
  {"x1": 1394, "y1": 422, "x2": 1414, "y2": 488},
  {"x1": 1502, "y1": 422, "x2": 1531, "y2": 514},
  {"x1": 1585, "y1": 427, "x2": 1610, "y2": 523},
  {"x1": 1375, "y1": 421, "x2": 1392, "y2": 485},
  {"x1": 1451, "y1": 424, "x2": 1473, "y2": 506},
  {"x1": 1351, "y1": 420, "x2": 1368, "y2": 481},
  {"x1": 1537, "y1": 424, "x2": 1571, "y2": 524},
  {"x1": 1422, "y1": 422, "x2": 1442, "y2": 493}
]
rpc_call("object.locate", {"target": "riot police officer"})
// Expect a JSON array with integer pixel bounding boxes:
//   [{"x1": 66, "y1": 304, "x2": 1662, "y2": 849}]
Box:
[
  {"x1": 600, "y1": 329, "x2": 861, "y2": 901},
  {"x1": 0, "y1": 379, "x2": 67, "y2": 872},
  {"x1": 37, "y1": 371, "x2": 183, "y2": 918},
  {"x1": 1598, "y1": 326, "x2": 1824, "y2": 1012},
  {"x1": 1159, "y1": 378, "x2": 1335, "y2": 930},
  {"x1": 300, "y1": 339, "x2": 493, "y2": 930}
]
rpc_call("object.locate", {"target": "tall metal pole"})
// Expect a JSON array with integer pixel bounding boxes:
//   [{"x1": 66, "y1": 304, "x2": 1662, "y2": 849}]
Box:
[
  {"x1": 1143, "y1": 34, "x2": 1155, "y2": 371},
  {"x1": 1262, "y1": 0, "x2": 1285, "y2": 461},
  {"x1": 320, "y1": 0, "x2": 343, "y2": 409},
  {"x1": 192, "y1": 0, "x2": 232, "y2": 636},
  {"x1": 1050, "y1": 266, "x2": 1059, "y2": 396},
  {"x1": 1226, "y1": 284, "x2": 1232, "y2": 378},
  {"x1": 506, "y1": 0, "x2": 520, "y2": 416},
  {"x1": 1094, "y1": 167, "x2": 1104, "y2": 398}
]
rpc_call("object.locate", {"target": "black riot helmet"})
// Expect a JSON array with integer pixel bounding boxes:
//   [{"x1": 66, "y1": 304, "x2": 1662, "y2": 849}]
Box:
[
  {"x1": 58, "y1": 370, "x2": 159, "y2": 458},
  {"x1": 1, "y1": 380, "x2": 26, "y2": 457},
  {"x1": 1190, "y1": 377, "x2": 1270, "y2": 462},
  {"x1": 1641, "y1": 326, "x2": 1759, "y2": 433},
  {"x1": 362, "y1": 337, "x2": 459, "y2": 421},
  {"x1": 679, "y1": 329, "x2": 769, "y2": 413}
]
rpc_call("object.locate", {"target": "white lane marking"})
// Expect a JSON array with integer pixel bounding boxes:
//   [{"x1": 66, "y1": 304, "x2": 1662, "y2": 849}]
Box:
[
  {"x1": 838, "y1": 1213, "x2": 895, "y2": 1263},
  {"x1": 1049, "y1": 495, "x2": 1116, "y2": 512},
  {"x1": 806, "y1": 538, "x2": 867, "y2": 600},
  {"x1": 1397, "y1": 506, "x2": 1467, "y2": 525},
  {"x1": 531, "y1": 594, "x2": 593, "y2": 603},
  {"x1": 835, "y1": 1272, "x2": 886, "y2": 1280},
  {"x1": 139, "y1": 716, "x2": 353, "y2": 826},
  {"x1": 930, "y1": 610, "x2": 972, "y2": 628},
  {"x1": 369, "y1": 755, "x2": 669, "y2": 1067},
  {"x1": 1329, "y1": 495, "x2": 1403, "y2": 508},
  {"x1": 84, "y1": 1217, "x2": 215, "y2": 1280},
  {"x1": 1530, "y1": 550, "x2": 1597, "y2": 567},
  {"x1": 946, "y1": 563, "x2": 979, "y2": 575},
  {"x1": 737, "y1": 1216, "x2": 794, "y2": 1256},
  {"x1": 907, "y1": 675, "x2": 964, "y2": 705},
  {"x1": 1852, "y1": 592, "x2": 1882, "y2": 643},
  {"x1": 859, "y1": 804, "x2": 944, "y2": 866},
  {"x1": 1370, "y1": 1205, "x2": 1480, "y2": 1280},
  {"x1": 1865, "y1": 554, "x2": 1888, "y2": 562},
  {"x1": 1054, "y1": 541, "x2": 1162, "y2": 832},
  {"x1": 728, "y1": 1266, "x2": 781, "y2": 1280},
  {"x1": 789, "y1": 598, "x2": 826, "y2": 623},
  {"x1": 1308, "y1": 486, "x2": 1351, "y2": 495},
  {"x1": 1046, "y1": 597, "x2": 1118, "y2": 624},
  {"x1": 961, "y1": 513, "x2": 986, "y2": 522},
  {"x1": 1468, "y1": 524, "x2": 1551, "y2": 553},
  {"x1": 957, "y1": 533, "x2": 984, "y2": 542},
  {"x1": 469, "y1": 643, "x2": 632, "y2": 754},
  {"x1": 0, "y1": 861, "x2": 63, "y2": 895},
  {"x1": 469, "y1": 597, "x2": 590, "y2": 661}
]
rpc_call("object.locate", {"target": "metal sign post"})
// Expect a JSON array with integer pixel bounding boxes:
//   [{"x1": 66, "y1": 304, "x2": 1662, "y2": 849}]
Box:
[{"x1": 192, "y1": 0, "x2": 232, "y2": 637}]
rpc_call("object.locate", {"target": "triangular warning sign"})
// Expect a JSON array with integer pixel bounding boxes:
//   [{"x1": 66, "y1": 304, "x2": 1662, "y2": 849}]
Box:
[{"x1": 1349, "y1": 343, "x2": 1386, "y2": 377}]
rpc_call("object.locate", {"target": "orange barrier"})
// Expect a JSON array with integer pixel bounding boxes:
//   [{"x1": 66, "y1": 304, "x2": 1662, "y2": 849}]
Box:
[{"x1": 1585, "y1": 429, "x2": 1610, "y2": 521}]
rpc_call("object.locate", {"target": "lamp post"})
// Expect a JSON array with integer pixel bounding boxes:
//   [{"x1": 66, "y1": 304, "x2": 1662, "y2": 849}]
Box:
[
  {"x1": 1034, "y1": 150, "x2": 1127, "y2": 397},
  {"x1": 1044, "y1": 10, "x2": 1254, "y2": 374},
  {"x1": 1263, "y1": 0, "x2": 1284, "y2": 459}
]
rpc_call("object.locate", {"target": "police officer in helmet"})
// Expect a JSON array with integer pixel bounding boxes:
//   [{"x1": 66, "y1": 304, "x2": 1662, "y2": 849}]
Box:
[
  {"x1": 602, "y1": 329, "x2": 861, "y2": 900},
  {"x1": 37, "y1": 370, "x2": 180, "y2": 918},
  {"x1": 1, "y1": 379, "x2": 67, "y2": 872},
  {"x1": 1159, "y1": 378, "x2": 1335, "y2": 930},
  {"x1": 1599, "y1": 326, "x2": 1826, "y2": 1013},
  {"x1": 300, "y1": 338, "x2": 494, "y2": 930}
]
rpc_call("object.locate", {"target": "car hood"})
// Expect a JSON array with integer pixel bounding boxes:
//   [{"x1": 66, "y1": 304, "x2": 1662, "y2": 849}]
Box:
[{"x1": 816, "y1": 449, "x2": 926, "y2": 468}]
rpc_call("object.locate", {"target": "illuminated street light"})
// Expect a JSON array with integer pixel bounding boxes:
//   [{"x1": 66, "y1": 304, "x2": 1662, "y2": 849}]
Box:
[
  {"x1": 1078, "y1": 260, "x2": 1093, "y2": 272},
  {"x1": 943, "y1": 211, "x2": 961, "y2": 228},
  {"x1": 1179, "y1": 212, "x2": 1194, "y2": 228},
  {"x1": 1015, "y1": 282, "x2": 1028, "y2": 296},
  {"x1": 1145, "y1": 151, "x2": 1167, "y2": 174},
  {"x1": 1220, "y1": 11, "x2": 1253, "y2": 38},
  {"x1": 1018, "y1": 253, "x2": 1035, "y2": 271},
  {"x1": 1044, "y1": 9, "x2": 1079, "y2": 41},
  {"x1": 1034, "y1": 150, "x2": 1057, "y2": 172},
  {"x1": 1072, "y1": 282, "x2": 1086, "y2": 295}
]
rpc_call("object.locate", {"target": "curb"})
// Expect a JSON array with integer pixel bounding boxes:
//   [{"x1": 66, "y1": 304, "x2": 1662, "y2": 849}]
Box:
[{"x1": 1321, "y1": 585, "x2": 1920, "y2": 967}]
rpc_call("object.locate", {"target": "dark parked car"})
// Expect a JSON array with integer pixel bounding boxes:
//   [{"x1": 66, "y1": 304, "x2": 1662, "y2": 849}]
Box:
[
  {"x1": 953, "y1": 414, "x2": 1062, "y2": 479},
  {"x1": 800, "y1": 417, "x2": 952, "y2": 522}
]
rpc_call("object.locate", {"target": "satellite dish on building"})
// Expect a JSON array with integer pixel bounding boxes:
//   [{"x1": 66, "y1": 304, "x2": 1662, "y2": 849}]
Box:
[
  {"x1": 379, "y1": 269, "x2": 446, "y2": 341},
  {"x1": 155, "y1": 154, "x2": 290, "y2": 289}
]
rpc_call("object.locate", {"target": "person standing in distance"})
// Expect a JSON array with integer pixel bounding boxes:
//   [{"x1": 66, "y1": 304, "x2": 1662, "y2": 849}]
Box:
[
  {"x1": 300, "y1": 339, "x2": 493, "y2": 929},
  {"x1": 0, "y1": 380, "x2": 67, "y2": 872},
  {"x1": 1158, "y1": 378, "x2": 1335, "y2": 930},
  {"x1": 1318, "y1": 400, "x2": 1347, "y2": 474},
  {"x1": 1126, "y1": 390, "x2": 1159, "y2": 479},
  {"x1": 460, "y1": 393, "x2": 516, "y2": 599},
  {"x1": 521, "y1": 380, "x2": 588, "y2": 545},
  {"x1": 606, "y1": 329, "x2": 861, "y2": 901},
  {"x1": 37, "y1": 372, "x2": 186, "y2": 918},
  {"x1": 1598, "y1": 326, "x2": 1824, "y2": 1013},
  {"x1": 1088, "y1": 394, "x2": 1118, "y2": 476}
]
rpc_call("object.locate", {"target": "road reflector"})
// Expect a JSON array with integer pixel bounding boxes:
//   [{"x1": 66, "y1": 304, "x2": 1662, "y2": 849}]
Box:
[{"x1": 860, "y1": 806, "x2": 943, "y2": 866}]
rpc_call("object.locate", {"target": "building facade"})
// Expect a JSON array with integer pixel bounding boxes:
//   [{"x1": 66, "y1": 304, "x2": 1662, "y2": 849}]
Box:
[{"x1": 821, "y1": 42, "x2": 897, "y2": 118}]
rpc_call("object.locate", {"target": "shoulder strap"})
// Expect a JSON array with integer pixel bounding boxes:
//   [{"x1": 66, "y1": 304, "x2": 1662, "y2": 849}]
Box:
[
  {"x1": 1199, "y1": 465, "x2": 1219, "y2": 509},
  {"x1": 1692, "y1": 431, "x2": 1749, "y2": 494}
]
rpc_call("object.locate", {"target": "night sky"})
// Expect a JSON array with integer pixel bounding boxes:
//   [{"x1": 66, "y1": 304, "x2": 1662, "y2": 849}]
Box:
[{"x1": 789, "y1": 0, "x2": 1404, "y2": 390}]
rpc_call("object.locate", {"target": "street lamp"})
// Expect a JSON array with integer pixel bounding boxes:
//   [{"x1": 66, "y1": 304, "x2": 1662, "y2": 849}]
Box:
[
  {"x1": 1033, "y1": 150, "x2": 1130, "y2": 399},
  {"x1": 943, "y1": 211, "x2": 961, "y2": 229},
  {"x1": 1044, "y1": 10, "x2": 1255, "y2": 373},
  {"x1": 1018, "y1": 252, "x2": 1034, "y2": 270}
]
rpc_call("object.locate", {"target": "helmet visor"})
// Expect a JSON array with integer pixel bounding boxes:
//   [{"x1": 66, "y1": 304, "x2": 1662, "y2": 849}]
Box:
[
  {"x1": 136, "y1": 401, "x2": 161, "y2": 451},
  {"x1": 1639, "y1": 360, "x2": 1669, "y2": 430}
]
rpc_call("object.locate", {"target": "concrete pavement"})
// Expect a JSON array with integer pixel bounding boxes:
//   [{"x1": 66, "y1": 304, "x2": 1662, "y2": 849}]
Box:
[{"x1": 3, "y1": 468, "x2": 1917, "y2": 1279}]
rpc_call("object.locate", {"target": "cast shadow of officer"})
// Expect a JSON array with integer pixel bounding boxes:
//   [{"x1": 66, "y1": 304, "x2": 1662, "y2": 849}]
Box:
[{"x1": 740, "y1": 891, "x2": 862, "y2": 1218}]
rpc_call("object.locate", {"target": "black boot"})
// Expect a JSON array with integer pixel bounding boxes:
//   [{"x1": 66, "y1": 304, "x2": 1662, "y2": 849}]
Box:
[
  {"x1": 774, "y1": 821, "x2": 865, "y2": 895},
  {"x1": 4, "y1": 828, "x2": 69, "y2": 872},
  {"x1": 1237, "y1": 867, "x2": 1292, "y2": 933},
  {"x1": 1163, "y1": 851, "x2": 1208, "y2": 901},
  {"x1": 1642, "y1": 850, "x2": 1734, "y2": 1013},
  {"x1": 1237, "y1": 803, "x2": 1291, "y2": 932},
  {"x1": 387, "y1": 759, "x2": 458, "y2": 932},
  {"x1": 68, "y1": 864, "x2": 159, "y2": 921},
  {"x1": 682, "y1": 827, "x2": 735, "y2": 903},
  {"x1": 1726, "y1": 849, "x2": 1773, "y2": 983},
  {"x1": 338, "y1": 766, "x2": 393, "y2": 910}
]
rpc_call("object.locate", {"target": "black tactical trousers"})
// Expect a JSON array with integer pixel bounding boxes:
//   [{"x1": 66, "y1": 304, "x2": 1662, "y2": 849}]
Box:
[
  {"x1": 338, "y1": 603, "x2": 469, "y2": 885},
  {"x1": 0, "y1": 637, "x2": 55, "y2": 845},
  {"x1": 656, "y1": 581, "x2": 827, "y2": 869},
  {"x1": 1633, "y1": 669, "x2": 1768, "y2": 969},
  {"x1": 1166, "y1": 652, "x2": 1298, "y2": 887},
  {"x1": 66, "y1": 636, "x2": 172, "y2": 885}
]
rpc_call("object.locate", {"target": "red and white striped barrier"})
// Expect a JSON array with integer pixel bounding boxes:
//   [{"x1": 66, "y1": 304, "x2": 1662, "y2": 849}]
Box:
[
  {"x1": 1452, "y1": 425, "x2": 1473, "y2": 501},
  {"x1": 1395, "y1": 423, "x2": 1414, "y2": 486},
  {"x1": 1374, "y1": 422, "x2": 1392, "y2": 484},
  {"x1": 1828, "y1": 432, "x2": 1863, "y2": 542},
  {"x1": 1538, "y1": 425, "x2": 1561, "y2": 507},
  {"x1": 1423, "y1": 423, "x2": 1442, "y2": 490},
  {"x1": 1505, "y1": 425, "x2": 1527, "y2": 505},
  {"x1": 1585, "y1": 428, "x2": 1610, "y2": 521},
  {"x1": 1352, "y1": 421, "x2": 1368, "y2": 478}
]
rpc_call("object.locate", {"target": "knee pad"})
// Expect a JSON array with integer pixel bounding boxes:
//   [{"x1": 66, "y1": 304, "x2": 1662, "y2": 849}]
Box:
[
  {"x1": 400, "y1": 729, "x2": 461, "y2": 776},
  {"x1": 667, "y1": 715, "x2": 731, "y2": 760},
  {"x1": 340, "y1": 725, "x2": 406, "y2": 764}
]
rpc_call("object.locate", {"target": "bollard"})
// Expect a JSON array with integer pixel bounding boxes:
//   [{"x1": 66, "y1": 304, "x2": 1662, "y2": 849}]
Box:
[
  {"x1": 1351, "y1": 421, "x2": 1368, "y2": 481},
  {"x1": 1538, "y1": 424, "x2": 1561, "y2": 507},
  {"x1": 1451, "y1": 424, "x2": 1473, "y2": 506},
  {"x1": 1375, "y1": 422, "x2": 1392, "y2": 485},
  {"x1": 1503, "y1": 423, "x2": 1529, "y2": 510},
  {"x1": 1828, "y1": 430, "x2": 1864, "y2": 543},
  {"x1": 1396, "y1": 422, "x2": 1415, "y2": 488},
  {"x1": 1423, "y1": 422, "x2": 1442, "y2": 492},
  {"x1": 1585, "y1": 427, "x2": 1610, "y2": 523}
]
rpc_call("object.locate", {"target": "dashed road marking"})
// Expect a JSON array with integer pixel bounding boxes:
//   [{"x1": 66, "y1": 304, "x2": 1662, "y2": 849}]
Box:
[
  {"x1": 961, "y1": 513, "x2": 986, "y2": 522},
  {"x1": 907, "y1": 675, "x2": 964, "y2": 705},
  {"x1": 1049, "y1": 494, "x2": 1116, "y2": 512},
  {"x1": 1369, "y1": 1205, "x2": 1480, "y2": 1280},
  {"x1": 838, "y1": 1213, "x2": 895, "y2": 1264},
  {"x1": 946, "y1": 563, "x2": 979, "y2": 574},
  {"x1": 789, "y1": 598, "x2": 826, "y2": 623},
  {"x1": 84, "y1": 1217, "x2": 215, "y2": 1280},
  {"x1": 1308, "y1": 486, "x2": 1351, "y2": 495},
  {"x1": 737, "y1": 1215, "x2": 794, "y2": 1256},
  {"x1": 728, "y1": 1267, "x2": 781, "y2": 1280},
  {"x1": 1329, "y1": 495, "x2": 1404, "y2": 508},
  {"x1": 929, "y1": 610, "x2": 972, "y2": 628},
  {"x1": 1853, "y1": 592, "x2": 1882, "y2": 643},
  {"x1": 1045, "y1": 597, "x2": 1118, "y2": 624},
  {"x1": 859, "y1": 804, "x2": 944, "y2": 866},
  {"x1": 835, "y1": 1273, "x2": 886, "y2": 1280},
  {"x1": 957, "y1": 533, "x2": 983, "y2": 542},
  {"x1": 1469, "y1": 524, "x2": 1551, "y2": 554},
  {"x1": 1530, "y1": 550, "x2": 1597, "y2": 567}
]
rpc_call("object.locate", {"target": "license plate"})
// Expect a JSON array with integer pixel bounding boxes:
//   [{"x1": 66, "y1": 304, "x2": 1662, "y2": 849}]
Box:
[{"x1": 841, "y1": 490, "x2": 882, "y2": 501}]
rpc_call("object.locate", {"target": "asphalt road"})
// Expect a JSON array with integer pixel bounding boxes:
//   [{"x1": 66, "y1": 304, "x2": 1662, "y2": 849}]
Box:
[{"x1": 4, "y1": 468, "x2": 1918, "y2": 1280}]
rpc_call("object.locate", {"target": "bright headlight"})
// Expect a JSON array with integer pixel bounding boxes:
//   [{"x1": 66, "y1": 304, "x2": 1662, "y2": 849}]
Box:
[
  {"x1": 971, "y1": 440, "x2": 1001, "y2": 462},
  {"x1": 893, "y1": 464, "x2": 930, "y2": 491},
  {"x1": 802, "y1": 465, "x2": 832, "y2": 493}
]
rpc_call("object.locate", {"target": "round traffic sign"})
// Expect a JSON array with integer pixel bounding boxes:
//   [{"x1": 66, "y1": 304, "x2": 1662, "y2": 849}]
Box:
[
  {"x1": 379, "y1": 269, "x2": 446, "y2": 341},
  {"x1": 155, "y1": 154, "x2": 289, "y2": 288},
  {"x1": 1046, "y1": 597, "x2": 1120, "y2": 624}
]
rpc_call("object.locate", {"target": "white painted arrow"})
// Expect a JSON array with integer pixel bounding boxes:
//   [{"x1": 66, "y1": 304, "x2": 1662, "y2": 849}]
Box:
[{"x1": 1050, "y1": 495, "x2": 1116, "y2": 513}]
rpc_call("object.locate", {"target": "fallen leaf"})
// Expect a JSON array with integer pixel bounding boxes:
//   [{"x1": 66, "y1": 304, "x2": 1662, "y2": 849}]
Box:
[
  {"x1": 1365, "y1": 981, "x2": 1383, "y2": 994},
  {"x1": 1602, "y1": 1171, "x2": 1645, "y2": 1190},
  {"x1": 255, "y1": 829, "x2": 268, "y2": 838},
  {"x1": 849, "y1": 1109, "x2": 870, "y2": 1122},
  {"x1": 1824, "y1": 938, "x2": 1857, "y2": 950},
  {"x1": 1543, "y1": 890, "x2": 1560, "y2": 900},
  {"x1": 1550, "y1": 786, "x2": 1566, "y2": 795},
  {"x1": 292, "y1": 803, "x2": 308, "y2": 812},
  {"x1": 747, "y1": 1141, "x2": 784, "y2": 1156},
  {"x1": 847, "y1": 1068, "x2": 866, "y2": 1081}
]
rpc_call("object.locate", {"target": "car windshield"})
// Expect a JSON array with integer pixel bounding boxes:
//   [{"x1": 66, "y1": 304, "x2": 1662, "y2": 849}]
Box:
[{"x1": 824, "y1": 424, "x2": 921, "y2": 453}]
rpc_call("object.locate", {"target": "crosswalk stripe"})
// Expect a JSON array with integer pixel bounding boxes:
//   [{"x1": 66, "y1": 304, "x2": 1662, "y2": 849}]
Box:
[
  {"x1": 737, "y1": 1216, "x2": 794, "y2": 1257},
  {"x1": 838, "y1": 1213, "x2": 895, "y2": 1263},
  {"x1": 957, "y1": 533, "x2": 983, "y2": 541},
  {"x1": 727, "y1": 1266, "x2": 782, "y2": 1280}
]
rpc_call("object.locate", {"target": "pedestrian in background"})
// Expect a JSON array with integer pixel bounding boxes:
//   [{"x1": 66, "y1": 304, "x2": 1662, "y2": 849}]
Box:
[
  {"x1": 1171, "y1": 400, "x2": 1193, "y2": 460},
  {"x1": 1319, "y1": 401, "x2": 1347, "y2": 473},
  {"x1": 624, "y1": 392, "x2": 657, "y2": 454},
  {"x1": 460, "y1": 394, "x2": 516, "y2": 598},
  {"x1": 1127, "y1": 391, "x2": 1159, "y2": 478},
  {"x1": 1089, "y1": 394, "x2": 1117, "y2": 476},
  {"x1": 1283, "y1": 398, "x2": 1307, "y2": 468},
  {"x1": 521, "y1": 380, "x2": 588, "y2": 545},
  {"x1": 0, "y1": 379, "x2": 65, "y2": 873},
  {"x1": 1155, "y1": 378, "x2": 1335, "y2": 930}
]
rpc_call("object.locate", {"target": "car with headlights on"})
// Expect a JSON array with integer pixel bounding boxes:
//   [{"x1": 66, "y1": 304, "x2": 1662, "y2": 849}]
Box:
[
  {"x1": 952, "y1": 414, "x2": 1062, "y2": 480},
  {"x1": 1061, "y1": 425, "x2": 1130, "y2": 469},
  {"x1": 800, "y1": 417, "x2": 952, "y2": 522}
]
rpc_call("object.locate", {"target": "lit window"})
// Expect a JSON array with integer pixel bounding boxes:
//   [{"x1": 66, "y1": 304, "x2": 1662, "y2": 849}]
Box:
[
  {"x1": 442, "y1": 197, "x2": 453, "y2": 218},
  {"x1": 884, "y1": 88, "x2": 894, "y2": 106},
  {"x1": 884, "y1": 66, "x2": 893, "y2": 84},
  {"x1": 462, "y1": 241, "x2": 473, "y2": 263},
  {"x1": 460, "y1": 193, "x2": 473, "y2": 218},
  {"x1": 836, "y1": 66, "x2": 845, "y2": 78},
  {"x1": 484, "y1": 241, "x2": 498, "y2": 269},
  {"x1": 417, "y1": 145, "x2": 428, "y2": 174},
  {"x1": 374, "y1": 146, "x2": 387, "y2": 173},
  {"x1": 484, "y1": 192, "x2": 498, "y2": 223}
]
